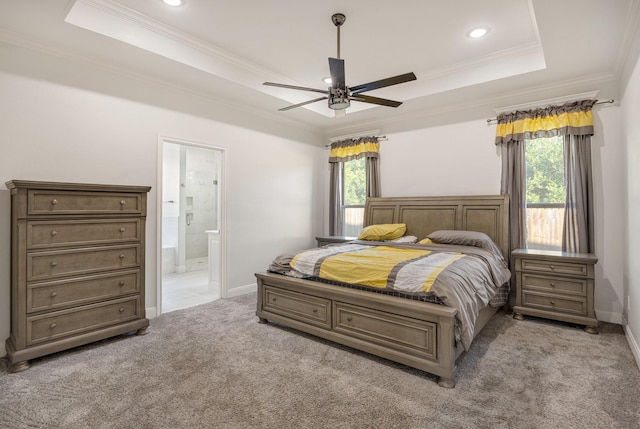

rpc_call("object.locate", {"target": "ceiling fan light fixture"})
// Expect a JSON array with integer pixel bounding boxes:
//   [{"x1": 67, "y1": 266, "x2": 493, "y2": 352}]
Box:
[
  {"x1": 323, "y1": 76, "x2": 332, "y2": 84},
  {"x1": 468, "y1": 27, "x2": 489, "y2": 38}
]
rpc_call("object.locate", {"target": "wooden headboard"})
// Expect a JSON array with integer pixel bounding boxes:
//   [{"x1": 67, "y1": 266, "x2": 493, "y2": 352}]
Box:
[{"x1": 363, "y1": 195, "x2": 510, "y2": 260}]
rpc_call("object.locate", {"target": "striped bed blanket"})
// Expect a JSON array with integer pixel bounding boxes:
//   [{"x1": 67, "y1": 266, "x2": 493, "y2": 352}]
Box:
[{"x1": 268, "y1": 240, "x2": 511, "y2": 350}]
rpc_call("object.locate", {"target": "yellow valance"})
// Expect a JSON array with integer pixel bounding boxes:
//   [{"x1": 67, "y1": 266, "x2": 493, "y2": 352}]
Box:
[
  {"x1": 329, "y1": 137, "x2": 379, "y2": 163},
  {"x1": 495, "y1": 99, "x2": 597, "y2": 145}
]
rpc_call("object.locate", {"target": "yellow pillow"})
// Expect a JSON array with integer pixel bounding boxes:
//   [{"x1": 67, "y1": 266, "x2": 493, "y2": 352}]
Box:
[
  {"x1": 358, "y1": 223, "x2": 407, "y2": 241},
  {"x1": 418, "y1": 237, "x2": 436, "y2": 245}
]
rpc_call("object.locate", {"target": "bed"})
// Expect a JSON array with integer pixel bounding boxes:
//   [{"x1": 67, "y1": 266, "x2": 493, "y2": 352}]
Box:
[{"x1": 255, "y1": 195, "x2": 510, "y2": 388}]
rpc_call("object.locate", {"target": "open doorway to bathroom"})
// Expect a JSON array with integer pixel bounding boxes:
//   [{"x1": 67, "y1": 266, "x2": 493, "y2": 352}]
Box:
[{"x1": 160, "y1": 140, "x2": 224, "y2": 314}]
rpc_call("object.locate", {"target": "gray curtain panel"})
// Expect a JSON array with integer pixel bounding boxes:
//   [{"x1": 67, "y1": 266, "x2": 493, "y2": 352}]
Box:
[{"x1": 329, "y1": 161, "x2": 343, "y2": 236}]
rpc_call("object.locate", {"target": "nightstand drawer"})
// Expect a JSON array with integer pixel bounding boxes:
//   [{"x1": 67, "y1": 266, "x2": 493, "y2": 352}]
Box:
[
  {"x1": 522, "y1": 291, "x2": 587, "y2": 316},
  {"x1": 521, "y1": 273, "x2": 587, "y2": 296},
  {"x1": 520, "y1": 259, "x2": 589, "y2": 277}
]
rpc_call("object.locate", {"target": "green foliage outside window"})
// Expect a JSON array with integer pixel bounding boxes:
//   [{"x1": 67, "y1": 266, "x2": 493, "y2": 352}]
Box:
[
  {"x1": 343, "y1": 157, "x2": 366, "y2": 205},
  {"x1": 525, "y1": 136, "x2": 565, "y2": 204}
]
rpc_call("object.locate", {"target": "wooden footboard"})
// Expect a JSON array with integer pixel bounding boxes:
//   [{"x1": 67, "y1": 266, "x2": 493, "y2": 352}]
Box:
[{"x1": 256, "y1": 272, "x2": 462, "y2": 388}]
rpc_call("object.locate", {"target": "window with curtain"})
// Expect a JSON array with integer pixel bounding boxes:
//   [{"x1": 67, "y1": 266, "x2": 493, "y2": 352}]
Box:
[
  {"x1": 525, "y1": 135, "x2": 565, "y2": 250},
  {"x1": 329, "y1": 136, "x2": 380, "y2": 236},
  {"x1": 495, "y1": 99, "x2": 596, "y2": 255}
]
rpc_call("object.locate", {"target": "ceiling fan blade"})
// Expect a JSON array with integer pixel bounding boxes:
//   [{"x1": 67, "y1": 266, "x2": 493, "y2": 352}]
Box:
[
  {"x1": 263, "y1": 82, "x2": 328, "y2": 95},
  {"x1": 350, "y1": 72, "x2": 417, "y2": 94},
  {"x1": 278, "y1": 96, "x2": 329, "y2": 111},
  {"x1": 351, "y1": 93, "x2": 403, "y2": 108},
  {"x1": 328, "y1": 58, "x2": 346, "y2": 88}
]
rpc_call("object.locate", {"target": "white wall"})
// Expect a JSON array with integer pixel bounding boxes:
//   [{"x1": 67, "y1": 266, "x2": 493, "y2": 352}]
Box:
[
  {"x1": 364, "y1": 109, "x2": 625, "y2": 325},
  {"x1": 622, "y1": 51, "x2": 640, "y2": 367},
  {"x1": 0, "y1": 49, "x2": 324, "y2": 357}
]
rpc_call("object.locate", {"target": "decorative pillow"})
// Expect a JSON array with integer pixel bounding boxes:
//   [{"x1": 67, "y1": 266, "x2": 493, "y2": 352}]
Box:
[
  {"x1": 357, "y1": 223, "x2": 407, "y2": 241},
  {"x1": 426, "y1": 230, "x2": 503, "y2": 256},
  {"x1": 389, "y1": 235, "x2": 418, "y2": 244},
  {"x1": 418, "y1": 237, "x2": 436, "y2": 245}
]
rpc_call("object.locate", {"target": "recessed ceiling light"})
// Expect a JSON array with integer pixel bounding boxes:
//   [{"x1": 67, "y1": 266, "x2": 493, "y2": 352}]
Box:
[
  {"x1": 162, "y1": 0, "x2": 184, "y2": 6},
  {"x1": 323, "y1": 76, "x2": 332, "y2": 84},
  {"x1": 468, "y1": 27, "x2": 489, "y2": 38}
]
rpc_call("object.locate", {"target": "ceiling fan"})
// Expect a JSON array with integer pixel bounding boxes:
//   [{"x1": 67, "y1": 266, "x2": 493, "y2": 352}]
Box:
[{"x1": 263, "y1": 13, "x2": 417, "y2": 115}]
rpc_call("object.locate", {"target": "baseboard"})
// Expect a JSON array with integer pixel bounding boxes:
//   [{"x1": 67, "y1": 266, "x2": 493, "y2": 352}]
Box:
[
  {"x1": 226, "y1": 283, "x2": 256, "y2": 298},
  {"x1": 596, "y1": 309, "x2": 623, "y2": 325},
  {"x1": 624, "y1": 322, "x2": 640, "y2": 371},
  {"x1": 1, "y1": 343, "x2": 6, "y2": 359}
]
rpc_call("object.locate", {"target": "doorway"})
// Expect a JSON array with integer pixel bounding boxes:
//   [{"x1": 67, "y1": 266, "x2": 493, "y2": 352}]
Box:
[{"x1": 158, "y1": 139, "x2": 225, "y2": 314}]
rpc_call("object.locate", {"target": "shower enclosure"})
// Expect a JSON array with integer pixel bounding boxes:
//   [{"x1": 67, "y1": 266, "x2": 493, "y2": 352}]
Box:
[{"x1": 162, "y1": 142, "x2": 221, "y2": 274}]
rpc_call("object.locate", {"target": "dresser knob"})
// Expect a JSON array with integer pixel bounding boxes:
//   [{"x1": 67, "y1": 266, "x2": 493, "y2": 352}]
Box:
[
  {"x1": 119, "y1": 254, "x2": 125, "y2": 260},
  {"x1": 50, "y1": 292, "x2": 57, "y2": 298},
  {"x1": 550, "y1": 282, "x2": 555, "y2": 287},
  {"x1": 50, "y1": 323, "x2": 57, "y2": 329},
  {"x1": 119, "y1": 281, "x2": 125, "y2": 287},
  {"x1": 120, "y1": 200, "x2": 126, "y2": 206},
  {"x1": 347, "y1": 316, "x2": 353, "y2": 322},
  {"x1": 272, "y1": 297, "x2": 277, "y2": 302},
  {"x1": 50, "y1": 261, "x2": 57, "y2": 267},
  {"x1": 119, "y1": 307, "x2": 125, "y2": 313},
  {"x1": 550, "y1": 300, "x2": 555, "y2": 305},
  {"x1": 51, "y1": 199, "x2": 58, "y2": 205},
  {"x1": 50, "y1": 230, "x2": 58, "y2": 237},
  {"x1": 119, "y1": 227, "x2": 125, "y2": 233},
  {"x1": 549, "y1": 265, "x2": 555, "y2": 270},
  {"x1": 313, "y1": 308, "x2": 318, "y2": 313}
]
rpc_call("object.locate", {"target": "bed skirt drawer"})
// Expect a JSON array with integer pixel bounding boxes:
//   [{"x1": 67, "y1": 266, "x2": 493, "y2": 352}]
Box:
[
  {"x1": 522, "y1": 291, "x2": 587, "y2": 316},
  {"x1": 262, "y1": 286, "x2": 331, "y2": 329},
  {"x1": 333, "y1": 302, "x2": 437, "y2": 361},
  {"x1": 26, "y1": 296, "x2": 141, "y2": 345}
]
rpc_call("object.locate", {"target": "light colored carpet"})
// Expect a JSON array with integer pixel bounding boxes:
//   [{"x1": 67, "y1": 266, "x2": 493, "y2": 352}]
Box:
[{"x1": 1, "y1": 293, "x2": 638, "y2": 429}]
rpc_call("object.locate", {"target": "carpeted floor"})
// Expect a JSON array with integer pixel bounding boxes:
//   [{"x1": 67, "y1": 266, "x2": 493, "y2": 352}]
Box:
[{"x1": 1, "y1": 293, "x2": 638, "y2": 429}]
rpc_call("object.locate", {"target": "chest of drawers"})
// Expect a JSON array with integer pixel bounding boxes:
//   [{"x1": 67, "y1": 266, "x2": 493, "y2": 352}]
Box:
[
  {"x1": 512, "y1": 249, "x2": 598, "y2": 334},
  {"x1": 5, "y1": 180, "x2": 151, "y2": 372}
]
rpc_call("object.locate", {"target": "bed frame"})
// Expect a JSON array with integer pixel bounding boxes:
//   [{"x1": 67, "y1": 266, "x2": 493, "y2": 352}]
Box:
[{"x1": 255, "y1": 195, "x2": 509, "y2": 388}]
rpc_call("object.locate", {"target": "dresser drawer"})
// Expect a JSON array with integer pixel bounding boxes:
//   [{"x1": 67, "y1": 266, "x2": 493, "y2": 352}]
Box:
[
  {"x1": 520, "y1": 259, "x2": 589, "y2": 277},
  {"x1": 27, "y1": 245, "x2": 140, "y2": 281},
  {"x1": 333, "y1": 302, "x2": 437, "y2": 361},
  {"x1": 27, "y1": 296, "x2": 141, "y2": 345},
  {"x1": 27, "y1": 270, "x2": 140, "y2": 313},
  {"x1": 28, "y1": 190, "x2": 143, "y2": 215},
  {"x1": 27, "y1": 219, "x2": 141, "y2": 249},
  {"x1": 522, "y1": 291, "x2": 587, "y2": 316},
  {"x1": 263, "y1": 286, "x2": 331, "y2": 329},
  {"x1": 520, "y1": 273, "x2": 587, "y2": 296}
]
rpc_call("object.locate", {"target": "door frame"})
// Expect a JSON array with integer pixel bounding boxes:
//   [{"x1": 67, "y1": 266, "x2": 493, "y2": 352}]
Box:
[{"x1": 156, "y1": 135, "x2": 227, "y2": 316}]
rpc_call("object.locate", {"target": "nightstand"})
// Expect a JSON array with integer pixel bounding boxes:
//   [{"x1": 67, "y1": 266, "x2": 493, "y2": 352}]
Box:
[
  {"x1": 512, "y1": 249, "x2": 599, "y2": 334},
  {"x1": 315, "y1": 236, "x2": 356, "y2": 247}
]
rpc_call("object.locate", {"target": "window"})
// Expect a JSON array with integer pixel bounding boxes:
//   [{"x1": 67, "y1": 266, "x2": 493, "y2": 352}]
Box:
[
  {"x1": 525, "y1": 136, "x2": 565, "y2": 250},
  {"x1": 341, "y1": 157, "x2": 366, "y2": 236}
]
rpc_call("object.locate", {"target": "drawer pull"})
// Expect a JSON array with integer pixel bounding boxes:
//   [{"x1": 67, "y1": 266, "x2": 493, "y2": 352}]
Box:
[
  {"x1": 119, "y1": 254, "x2": 125, "y2": 260},
  {"x1": 51, "y1": 199, "x2": 58, "y2": 206},
  {"x1": 312, "y1": 308, "x2": 318, "y2": 313},
  {"x1": 347, "y1": 316, "x2": 353, "y2": 322},
  {"x1": 272, "y1": 297, "x2": 277, "y2": 302},
  {"x1": 50, "y1": 230, "x2": 58, "y2": 237},
  {"x1": 119, "y1": 227, "x2": 126, "y2": 233},
  {"x1": 119, "y1": 307, "x2": 125, "y2": 313},
  {"x1": 50, "y1": 292, "x2": 57, "y2": 298},
  {"x1": 550, "y1": 300, "x2": 555, "y2": 305},
  {"x1": 120, "y1": 200, "x2": 126, "y2": 206},
  {"x1": 50, "y1": 261, "x2": 58, "y2": 267},
  {"x1": 549, "y1": 265, "x2": 555, "y2": 270},
  {"x1": 119, "y1": 281, "x2": 125, "y2": 287},
  {"x1": 50, "y1": 323, "x2": 57, "y2": 329},
  {"x1": 550, "y1": 282, "x2": 555, "y2": 287}
]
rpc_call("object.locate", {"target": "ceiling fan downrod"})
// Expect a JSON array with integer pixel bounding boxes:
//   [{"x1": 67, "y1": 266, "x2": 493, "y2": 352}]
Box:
[{"x1": 332, "y1": 13, "x2": 346, "y2": 59}]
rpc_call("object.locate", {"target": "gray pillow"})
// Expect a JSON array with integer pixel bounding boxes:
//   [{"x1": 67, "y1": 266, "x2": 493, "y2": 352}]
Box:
[{"x1": 427, "y1": 230, "x2": 503, "y2": 256}]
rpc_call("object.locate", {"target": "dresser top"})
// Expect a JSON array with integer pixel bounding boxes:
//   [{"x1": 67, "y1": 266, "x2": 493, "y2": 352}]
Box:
[{"x1": 6, "y1": 180, "x2": 151, "y2": 193}]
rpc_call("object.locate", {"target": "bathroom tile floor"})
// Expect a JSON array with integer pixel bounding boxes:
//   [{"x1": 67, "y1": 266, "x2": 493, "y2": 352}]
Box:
[{"x1": 162, "y1": 269, "x2": 219, "y2": 313}]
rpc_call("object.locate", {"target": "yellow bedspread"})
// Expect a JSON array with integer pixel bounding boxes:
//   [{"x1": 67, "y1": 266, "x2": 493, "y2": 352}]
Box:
[{"x1": 291, "y1": 244, "x2": 464, "y2": 293}]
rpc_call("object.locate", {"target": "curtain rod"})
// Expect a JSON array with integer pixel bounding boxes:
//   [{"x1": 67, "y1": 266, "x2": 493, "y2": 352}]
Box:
[
  {"x1": 486, "y1": 99, "x2": 614, "y2": 124},
  {"x1": 324, "y1": 135, "x2": 387, "y2": 147}
]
